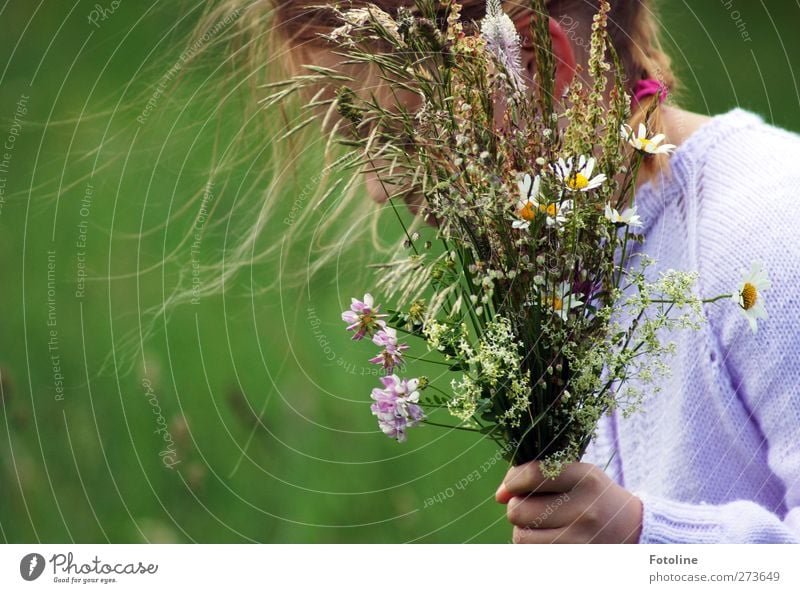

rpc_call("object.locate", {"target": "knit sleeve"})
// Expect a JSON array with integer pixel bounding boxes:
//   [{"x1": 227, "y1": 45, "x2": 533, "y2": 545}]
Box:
[
  {"x1": 634, "y1": 125, "x2": 800, "y2": 543},
  {"x1": 634, "y1": 269, "x2": 800, "y2": 544},
  {"x1": 636, "y1": 494, "x2": 800, "y2": 544}
]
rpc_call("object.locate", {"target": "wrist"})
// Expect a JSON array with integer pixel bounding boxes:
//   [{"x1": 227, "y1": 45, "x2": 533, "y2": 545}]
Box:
[{"x1": 623, "y1": 494, "x2": 644, "y2": 544}]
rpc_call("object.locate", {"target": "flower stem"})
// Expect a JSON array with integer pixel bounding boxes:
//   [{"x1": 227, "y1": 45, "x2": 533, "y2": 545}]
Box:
[
  {"x1": 648, "y1": 294, "x2": 732, "y2": 304},
  {"x1": 702, "y1": 294, "x2": 733, "y2": 304},
  {"x1": 404, "y1": 354, "x2": 454, "y2": 366},
  {"x1": 421, "y1": 420, "x2": 482, "y2": 433}
]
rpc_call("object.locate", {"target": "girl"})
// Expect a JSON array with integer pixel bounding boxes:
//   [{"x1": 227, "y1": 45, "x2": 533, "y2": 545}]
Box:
[{"x1": 219, "y1": 0, "x2": 800, "y2": 543}]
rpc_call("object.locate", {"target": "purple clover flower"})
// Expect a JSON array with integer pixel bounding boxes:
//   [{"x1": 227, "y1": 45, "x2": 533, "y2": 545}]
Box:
[
  {"x1": 369, "y1": 327, "x2": 409, "y2": 373},
  {"x1": 341, "y1": 293, "x2": 387, "y2": 340},
  {"x1": 370, "y1": 375, "x2": 425, "y2": 442}
]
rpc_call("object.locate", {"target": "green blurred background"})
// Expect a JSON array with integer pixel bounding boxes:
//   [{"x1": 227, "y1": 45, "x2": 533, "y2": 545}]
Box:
[{"x1": 0, "y1": 1, "x2": 798, "y2": 543}]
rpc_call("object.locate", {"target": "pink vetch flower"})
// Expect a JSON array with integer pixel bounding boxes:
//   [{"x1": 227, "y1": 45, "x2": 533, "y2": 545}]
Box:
[
  {"x1": 341, "y1": 293, "x2": 387, "y2": 340},
  {"x1": 370, "y1": 375, "x2": 425, "y2": 443},
  {"x1": 369, "y1": 328, "x2": 409, "y2": 373}
]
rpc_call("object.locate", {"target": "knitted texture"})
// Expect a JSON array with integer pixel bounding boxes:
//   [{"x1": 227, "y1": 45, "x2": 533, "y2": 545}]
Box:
[{"x1": 585, "y1": 109, "x2": 800, "y2": 543}]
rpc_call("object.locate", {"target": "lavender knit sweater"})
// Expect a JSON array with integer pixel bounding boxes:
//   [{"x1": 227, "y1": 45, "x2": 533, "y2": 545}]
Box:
[{"x1": 585, "y1": 109, "x2": 800, "y2": 543}]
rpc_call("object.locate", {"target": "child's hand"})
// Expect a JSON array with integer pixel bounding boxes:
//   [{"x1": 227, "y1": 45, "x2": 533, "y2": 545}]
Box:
[{"x1": 495, "y1": 461, "x2": 643, "y2": 544}]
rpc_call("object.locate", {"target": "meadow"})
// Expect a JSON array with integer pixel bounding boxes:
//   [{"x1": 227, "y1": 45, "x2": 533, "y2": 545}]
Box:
[{"x1": 1, "y1": 1, "x2": 798, "y2": 543}]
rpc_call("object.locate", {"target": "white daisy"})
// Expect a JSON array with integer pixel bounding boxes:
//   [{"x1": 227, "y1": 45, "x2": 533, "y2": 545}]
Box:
[
  {"x1": 513, "y1": 173, "x2": 574, "y2": 230},
  {"x1": 604, "y1": 203, "x2": 643, "y2": 228},
  {"x1": 621, "y1": 123, "x2": 676, "y2": 155},
  {"x1": 543, "y1": 282, "x2": 584, "y2": 321},
  {"x1": 731, "y1": 261, "x2": 771, "y2": 333},
  {"x1": 513, "y1": 198, "x2": 572, "y2": 230},
  {"x1": 512, "y1": 173, "x2": 541, "y2": 230},
  {"x1": 538, "y1": 199, "x2": 573, "y2": 228},
  {"x1": 512, "y1": 202, "x2": 536, "y2": 230},
  {"x1": 518, "y1": 173, "x2": 541, "y2": 202},
  {"x1": 554, "y1": 155, "x2": 606, "y2": 192}
]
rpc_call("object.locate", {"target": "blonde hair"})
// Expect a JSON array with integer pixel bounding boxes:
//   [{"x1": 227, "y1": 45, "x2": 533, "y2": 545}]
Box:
[{"x1": 163, "y1": 0, "x2": 676, "y2": 311}]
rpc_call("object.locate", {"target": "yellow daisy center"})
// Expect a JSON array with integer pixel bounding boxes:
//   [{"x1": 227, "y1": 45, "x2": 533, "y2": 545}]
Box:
[
  {"x1": 638, "y1": 137, "x2": 653, "y2": 149},
  {"x1": 567, "y1": 173, "x2": 589, "y2": 190},
  {"x1": 539, "y1": 203, "x2": 558, "y2": 217},
  {"x1": 741, "y1": 283, "x2": 758, "y2": 310},
  {"x1": 544, "y1": 296, "x2": 563, "y2": 311},
  {"x1": 519, "y1": 202, "x2": 537, "y2": 221}
]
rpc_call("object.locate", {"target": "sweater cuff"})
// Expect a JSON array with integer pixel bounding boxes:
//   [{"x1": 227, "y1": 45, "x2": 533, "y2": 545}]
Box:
[{"x1": 635, "y1": 492, "x2": 722, "y2": 544}]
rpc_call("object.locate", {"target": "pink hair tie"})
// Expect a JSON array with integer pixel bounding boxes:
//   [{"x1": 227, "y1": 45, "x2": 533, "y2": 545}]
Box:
[{"x1": 632, "y1": 78, "x2": 669, "y2": 107}]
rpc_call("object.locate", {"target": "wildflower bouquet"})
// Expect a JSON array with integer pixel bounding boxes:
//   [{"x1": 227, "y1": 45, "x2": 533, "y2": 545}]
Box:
[{"x1": 273, "y1": 0, "x2": 768, "y2": 474}]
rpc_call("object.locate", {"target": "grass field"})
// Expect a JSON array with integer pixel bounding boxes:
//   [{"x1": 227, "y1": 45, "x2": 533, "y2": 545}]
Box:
[{"x1": 1, "y1": 1, "x2": 798, "y2": 543}]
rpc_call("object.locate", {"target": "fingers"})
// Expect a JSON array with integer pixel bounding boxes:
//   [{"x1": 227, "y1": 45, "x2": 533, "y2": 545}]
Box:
[
  {"x1": 506, "y1": 493, "x2": 576, "y2": 530},
  {"x1": 501, "y1": 461, "x2": 596, "y2": 497},
  {"x1": 512, "y1": 525, "x2": 572, "y2": 544},
  {"x1": 498, "y1": 463, "x2": 642, "y2": 544},
  {"x1": 495, "y1": 482, "x2": 514, "y2": 504}
]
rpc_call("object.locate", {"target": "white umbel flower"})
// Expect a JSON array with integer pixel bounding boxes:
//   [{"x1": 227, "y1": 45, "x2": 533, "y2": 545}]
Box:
[
  {"x1": 554, "y1": 155, "x2": 606, "y2": 192},
  {"x1": 621, "y1": 123, "x2": 676, "y2": 155},
  {"x1": 604, "y1": 203, "x2": 643, "y2": 227},
  {"x1": 731, "y1": 261, "x2": 771, "y2": 332}
]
